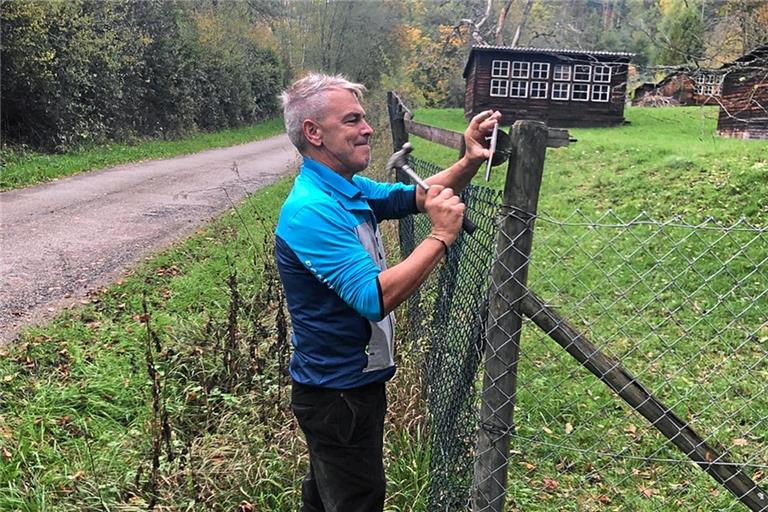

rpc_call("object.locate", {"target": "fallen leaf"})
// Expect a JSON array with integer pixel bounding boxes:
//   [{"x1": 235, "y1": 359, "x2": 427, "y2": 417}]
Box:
[
  {"x1": 732, "y1": 438, "x2": 748, "y2": 447},
  {"x1": 543, "y1": 478, "x2": 559, "y2": 491},
  {"x1": 597, "y1": 495, "x2": 611, "y2": 504},
  {"x1": 565, "y1": 422, "x2": 573, "y2": 434},
  {"x1": 639, "y1": 486, "x2": 656, "y2": 498}
]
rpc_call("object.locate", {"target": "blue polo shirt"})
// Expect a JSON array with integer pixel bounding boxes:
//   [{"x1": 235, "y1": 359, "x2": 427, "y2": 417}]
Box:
[{"x1": 275, "y1": 158, "x2": 418, "y2": 389}]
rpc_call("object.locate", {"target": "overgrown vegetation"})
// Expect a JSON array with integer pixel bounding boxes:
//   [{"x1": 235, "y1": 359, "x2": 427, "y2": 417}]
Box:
[{"x1": 1, "y1": 0, "x2": 283, "y2": 152}]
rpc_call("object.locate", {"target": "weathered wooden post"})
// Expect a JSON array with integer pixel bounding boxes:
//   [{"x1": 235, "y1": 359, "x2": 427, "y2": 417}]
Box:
[
  {"x1": 473, "y1": 120, "x2": 549, "y2": 511},
  {"x1": 387, "y1": 92, "x2": 416, "y2": 258}
]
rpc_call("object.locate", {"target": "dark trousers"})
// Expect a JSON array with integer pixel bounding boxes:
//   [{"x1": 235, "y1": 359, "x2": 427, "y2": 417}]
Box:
[{"x1": 291, "y1": 380, "x2": 387, "y2": 512}]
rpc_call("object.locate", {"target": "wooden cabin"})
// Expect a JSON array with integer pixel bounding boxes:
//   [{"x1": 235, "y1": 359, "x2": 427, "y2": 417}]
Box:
[
  {"x1": 463, "y1": 45, "x2": 633, "y2": 128},
  {"x1": 717, "y1": 44, "x2": 768, "y2": 140},
  {"x1": 632, "y1": 69, "x2": 722, "y2": 106}
]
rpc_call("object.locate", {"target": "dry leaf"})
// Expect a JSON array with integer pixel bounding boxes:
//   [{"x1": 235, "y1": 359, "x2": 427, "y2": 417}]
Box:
[
  {"x1": 565, "y1": 422, "x2": 573, "y2": 434},
  {"x1": 732, "y1": 438, "x2": 748, "y2": 447},
  {"x1": 543, "y1": 478, "x2": 559, "y2": 491}
]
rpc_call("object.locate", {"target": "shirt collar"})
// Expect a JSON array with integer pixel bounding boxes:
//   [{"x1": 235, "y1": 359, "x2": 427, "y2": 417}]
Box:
[{"x1": 300, "y1": 158, "x2": 369, "y2": 210}]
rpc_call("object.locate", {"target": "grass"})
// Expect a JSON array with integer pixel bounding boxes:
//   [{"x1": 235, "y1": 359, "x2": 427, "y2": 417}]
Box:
[
  {"x1": 0, "y1": 118, "x2": 285, "y2": 190},
  {"x1": 405, "y1": 106, "x2": 767, "y2": 511},
  {"x1": 0, "y1": 105, "x2": 765, "y2": 511}
]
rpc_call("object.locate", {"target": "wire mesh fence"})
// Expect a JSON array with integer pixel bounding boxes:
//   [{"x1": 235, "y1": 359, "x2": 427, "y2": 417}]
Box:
[{"x1": 400, "y1": 156, "x2": 768, "y2": 511}]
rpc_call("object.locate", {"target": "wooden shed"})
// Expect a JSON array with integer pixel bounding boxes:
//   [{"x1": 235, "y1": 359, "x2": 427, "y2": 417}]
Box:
[
  {"x1": 716, "y1": 43, "x2": 768, "y2": 140},
  {"x1": 632, "y1": 69, "x2": 722, "y2": 106},
  {"x1": 463, "y1": 45, "x2": 633, "y2": 128}
]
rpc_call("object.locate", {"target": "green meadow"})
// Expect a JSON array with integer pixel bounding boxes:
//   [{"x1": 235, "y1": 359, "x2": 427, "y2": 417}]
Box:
[{"x1": 0, "y1": 106, "x2": 766, "y2": 510}]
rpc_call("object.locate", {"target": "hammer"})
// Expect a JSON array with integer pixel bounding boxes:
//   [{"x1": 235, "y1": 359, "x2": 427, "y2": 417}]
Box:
[{"x1": 386, "y1": 143, "x2": 477, "y2": 235}]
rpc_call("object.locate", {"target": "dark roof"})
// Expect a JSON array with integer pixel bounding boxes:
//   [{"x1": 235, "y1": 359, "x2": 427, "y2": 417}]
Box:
[
  {"x1": 463, "y1": 45, "x2": 634, "y2": 77},
  {"x1": 720, "y1": 42, "x2": 768, "y2": 70}
]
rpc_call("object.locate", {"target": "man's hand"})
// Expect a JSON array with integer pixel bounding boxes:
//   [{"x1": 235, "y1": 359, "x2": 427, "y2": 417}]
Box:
[
  {"x1": 463, "y1": 109, "x2": 503, "y2": 166},
  {"x1": 424, "y1": 185, "x2": 464, "y2": 245}
]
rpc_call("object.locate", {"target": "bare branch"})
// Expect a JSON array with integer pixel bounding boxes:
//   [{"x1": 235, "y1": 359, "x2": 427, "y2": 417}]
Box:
[{"x1": 495, "y1": 0, "x2": 515, "y2": 45}]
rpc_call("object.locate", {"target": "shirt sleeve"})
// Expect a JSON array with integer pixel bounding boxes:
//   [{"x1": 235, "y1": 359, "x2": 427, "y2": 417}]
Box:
[
  {"x1": 354, "y1": 176, "x2": 417, "y2": 221},
  {"x1": 276, "y1": 200, "x2": 385, "y2": 321}
]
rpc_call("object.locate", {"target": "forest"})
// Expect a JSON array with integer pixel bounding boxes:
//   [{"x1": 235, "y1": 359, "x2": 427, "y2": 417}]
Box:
[{"x1": 1, "y1": 0, "x2": 767, "y2": 151}]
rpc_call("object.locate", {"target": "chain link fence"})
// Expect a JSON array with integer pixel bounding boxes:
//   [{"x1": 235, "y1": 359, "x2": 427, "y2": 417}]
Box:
[{"x1": 400, "y1": 156, "x2": 768, "y2": 511}]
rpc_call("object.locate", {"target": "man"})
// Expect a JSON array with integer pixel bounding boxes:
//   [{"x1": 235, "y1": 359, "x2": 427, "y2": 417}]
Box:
[{"x1": 275, "y1": 72, "x2": 500, "y2": 511}]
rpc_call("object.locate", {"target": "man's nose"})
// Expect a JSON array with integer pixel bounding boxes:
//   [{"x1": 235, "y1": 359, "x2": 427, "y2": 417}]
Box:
[{"x1": 361, "y1": 120, "x2": 373, "y2": 136}]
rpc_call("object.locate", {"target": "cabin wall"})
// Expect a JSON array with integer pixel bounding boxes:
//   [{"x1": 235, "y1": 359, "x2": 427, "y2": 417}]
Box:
[
  {"x1": 633, "y1": 72, "x2": 721, "y2": 106},
  {"x1": 717, "y1": 68, "x2": 768, "y2": 140},
  {"x1": 467, "y1": 51, "x2": 629, "y2": 127},
  {"x1": 465, "y1": 61, "x2": 477, "y2": 120}
]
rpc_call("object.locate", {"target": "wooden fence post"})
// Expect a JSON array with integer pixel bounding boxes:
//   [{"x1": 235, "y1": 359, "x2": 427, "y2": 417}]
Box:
[
  {"x1": 387, "y1": 92, "x2": 416, "y2": 259},
  {"x1": 473, "y1": 120, "x2": 549, "y2": 511}
]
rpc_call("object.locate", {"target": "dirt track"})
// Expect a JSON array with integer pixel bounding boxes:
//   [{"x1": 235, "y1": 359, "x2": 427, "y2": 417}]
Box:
[{"x1": 0, "y1": 134, "x2": 299, "y2": 343}]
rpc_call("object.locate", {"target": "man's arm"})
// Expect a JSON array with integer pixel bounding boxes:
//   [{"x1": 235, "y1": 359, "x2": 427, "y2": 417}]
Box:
[
  {"x1": 414, "y1": 109, "x2": 502, "y2": 212},
  {"x1": 377, "y1": 185, "x2": 464, "y2": 315}
]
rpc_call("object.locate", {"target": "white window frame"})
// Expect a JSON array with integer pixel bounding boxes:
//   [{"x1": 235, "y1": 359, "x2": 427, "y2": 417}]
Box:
[
  {"x1": 491, "y1": 60, "x2": 510, "y2": 78},
  {"x1": 552, "y1": 82, "x2": 570, "y2": 100},
  {"x1": 530, "y1": 81, "x2": 548, "y2": 99},
  {"x1": 531, "y1": 62, "x2": 550, "y2": 79},
  {"x1": 511, "y1": 61, "x2": 530, "y2": 79},
  {"x1": 593, "y1": 65, "x2": 611, "y2": 83},
  {"x1": 572, "y1": 83, "x2": 590, "y2": 101},
  {"x1": 592, "y1": 84, "x2": 610, "y2": 102},
  {"x1": 490, "y1": 79, "x2": 509, "y2": 97},
  {"x1": 573, "y1": 65, "x2": 591, "y2": 82},
  {"x1": 509, "y1": 80, "x2": 529, "y2": 98},
  {"x1": 553, "y1": 64, "x2": 571, "y2": 81}
]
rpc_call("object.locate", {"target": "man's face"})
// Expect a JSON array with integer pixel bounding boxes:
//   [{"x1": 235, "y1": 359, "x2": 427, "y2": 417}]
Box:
[{"x1": 311, "y1": 89, "x2": 373, "y2": 177}]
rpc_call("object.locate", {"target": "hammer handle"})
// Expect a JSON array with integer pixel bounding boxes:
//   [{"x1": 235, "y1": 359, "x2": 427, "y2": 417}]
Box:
[{"x1": 400, "y1": 164, "x2": 477, "y2": 235}]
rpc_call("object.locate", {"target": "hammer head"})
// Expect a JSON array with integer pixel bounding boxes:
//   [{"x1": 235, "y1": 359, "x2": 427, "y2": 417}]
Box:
[{"x1": 386, "y1": 142, "x2": 414, "y2": 175}]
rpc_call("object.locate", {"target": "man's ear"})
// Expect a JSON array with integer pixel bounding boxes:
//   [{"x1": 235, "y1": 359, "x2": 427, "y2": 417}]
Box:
[{"x1": 302, "y1": 119, "x2": 323, "y2": 148}]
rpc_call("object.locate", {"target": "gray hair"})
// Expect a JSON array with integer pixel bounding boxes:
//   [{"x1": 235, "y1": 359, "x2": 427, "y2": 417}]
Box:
[{"x1": 280, "y1": 72, "x2": 366, "y2": 152}]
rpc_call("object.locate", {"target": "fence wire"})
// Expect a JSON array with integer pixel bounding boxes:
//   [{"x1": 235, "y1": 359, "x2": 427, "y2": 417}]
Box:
[{"x1": 400, "y1": 156, "x2": 768, "y2": 512}]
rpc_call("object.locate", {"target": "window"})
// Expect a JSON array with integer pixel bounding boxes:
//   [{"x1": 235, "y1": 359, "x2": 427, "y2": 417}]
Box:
[
  {"x1": 491, "y1": 60, "x2": 510, "y2": 78},
  {"x1": 554, "y1": 64, "x2": 571, "y2": 81},
  {"x1": 530, "y1": 81, "x2": 548, "y2": 99},
  {"x1": 510, "y1": 80, "x2": 528, "y2": 98},
  {"x1": 572, "y1": 83, "x2": 590, "y2": 101},
  {"x1": 573, "y1": 65, "x2": 591, "y2": 82},
  {"x1": 512, "y1": 61, "x2": 530, "y2": 78},
  {"x1": 592, "y1": 84, "x2": 610, "y2": 102},
  {"x1": 593, "y1": 65, "x2": 611, "y2": 83},
  {"x1": 531, "y1": 62, "x2": 550, "y2": 79},
  {"x1": 490, "y1": 79, "x2": 509, "y2": 97},
  {"x1": 694, "y1": 74, "x2": 720, "y2": 95},
  {"x1": 552, "y1": 82, "x2": 570, "y2": 100}
]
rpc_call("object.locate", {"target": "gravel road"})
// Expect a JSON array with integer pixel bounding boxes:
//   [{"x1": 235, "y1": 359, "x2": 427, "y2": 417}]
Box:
[{"x1": 0, "y1": 134, "x2": 299, "y2": 343}]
